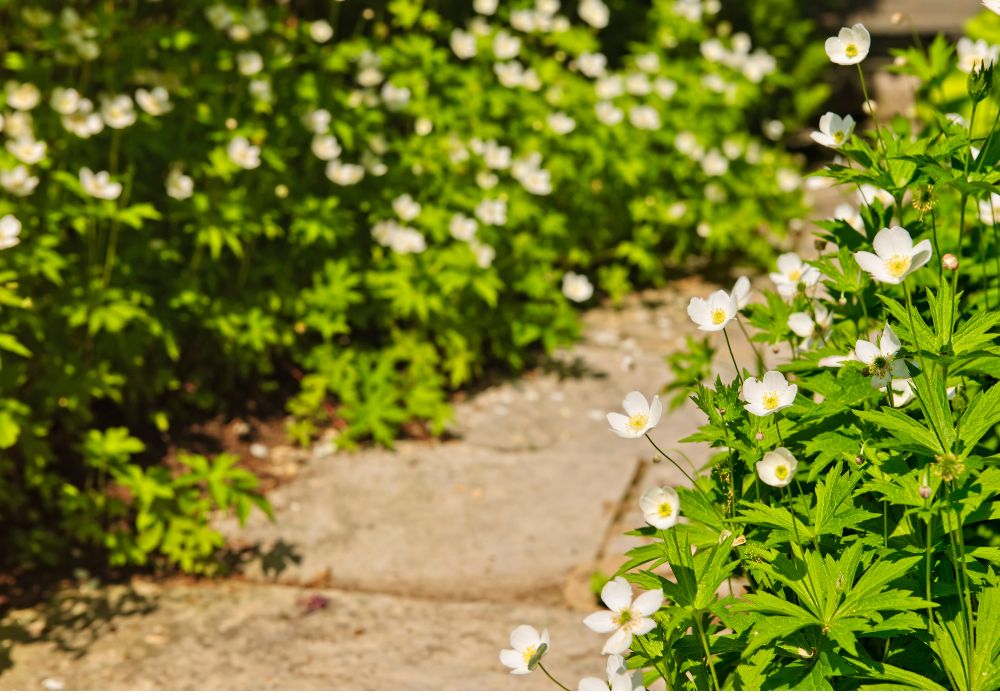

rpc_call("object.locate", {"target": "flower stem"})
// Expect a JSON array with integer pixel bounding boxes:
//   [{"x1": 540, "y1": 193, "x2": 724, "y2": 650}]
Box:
[
  {"x1": 857, "y1": 64, "x2": 888, "y2": 165},
  {"x1": 722, "y1": 327, "x2": 741, "y2": 380},
  {"x1": 692, "y1": 613, "x2": 720, "y2": 691},
  {"x1": 736, "y1": 315, "x2": 764, "y2": 375},
  {"x1": 930, "y1": 209, "x2": 942, "y2": 288},
  {"x1": 538, "y1": 662, "x2": 569, "y2": 691}
]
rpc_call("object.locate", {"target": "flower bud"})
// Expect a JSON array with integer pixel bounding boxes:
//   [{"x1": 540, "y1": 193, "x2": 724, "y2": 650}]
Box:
[
  {"x1": 890, "y1": 11, "x2": 903, "y2": 24},
  {"x1": 942, "y1": 253, "x2": 959, "y2": 270},
  {"x1": 854, "y1": 455, "x2": 864, "y2": 465},
  {"x1": 968, "y1": 62, "x2": 994, "y2": 104},
  {"x1": 755, "y1": 431, "x2": 765, "y2": 441},
  {"x1": 919, "y1": 482, "x2": 931, "y2": 499}
]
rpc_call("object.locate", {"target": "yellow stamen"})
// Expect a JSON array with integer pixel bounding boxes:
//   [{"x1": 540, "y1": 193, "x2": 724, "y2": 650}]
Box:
[
  {"x1": 833, "y1": 130, "x2": 844, "y2": 143},
  {"x1": 774, "y1": 464, "x2": 789, "y2": 480},
  {"x1": 845, "y1": 43, "x2": 858, "y2": 58},
  {"x1": 762, "y1": 392, "x2": 780, "y2": 411},
  {"x1": 886, "y1": 255, "x2": 911, "y2": 278},
  {"x1": 787, "y1": 269, "x2": 802, "y2": 282},
  {"x1": 522, "y1": 645, "x2": 537, "y2": 665},
  {"x1": 710, "y1": 308, "x2": 727, "y2": 325},
  {"x1": 628, "y1": 414, "x2": 648, "y2": 432},
  {"x1": 657, "y1": 502, "x2": 673, "y2": 518}
]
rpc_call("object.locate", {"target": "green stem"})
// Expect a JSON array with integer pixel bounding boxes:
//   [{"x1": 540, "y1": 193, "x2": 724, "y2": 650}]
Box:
[
  {"x1": 930, "y1": 209, "x2": 942, "y2": 289},
  {"x1": 537, "y1": 662, "x2": 569, "y2": 691},
  {"x1": 857, "y1": 64, "x2": 888, "y2": 165},
  {"x1": 736, "y1": 315, "x2": 764, "y2": 375},
  {"x1": 722, "y1": 327, "x2": 741, "y2": 379},
  {"x1": 902, "y1": 279, "x2": 948, "y2": 452},
  {"x1": 645, "y1": 434, "x2": 721, "y2": 515},
  {"x1": 693, "y1": 613, "x2": 720, "y2": 691}
]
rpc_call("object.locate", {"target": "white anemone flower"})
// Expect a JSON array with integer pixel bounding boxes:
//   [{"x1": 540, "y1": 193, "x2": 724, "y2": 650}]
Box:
[
  {"x1": 499, "y1": 625, "x2": 549, "y2": 675},
  {"x1": 606, "y1": 391, "x2": 662, "y2": 439},
  {"x1": 562, "y1": 272, "x2": 594, "y2": 303},
  {"x1": 449, "y1": 213, "x2": 478, "y2": 242},
  {"x1": 392, "y1": 194, "x2": 421, "y2": 222},
  {"x1": 303, "y1": 108, "x2": 331, "y2": 134},
  {"x1": 595, "y1": 101, "x2": 623, "y2": 126},
  {"x1": 639, "y1": 486, "x2": 679, "y2": 530},
  {"x1": 50, "y1": 87, "x2": 81, "y2": 115},
  {"x1": 326, "y1": 160, "x2": 364, "y2": 185},
  {"x1": 474, "y1": 0, "x2": 499, "y2": 14},
  {"x1": 101, "y1": 95, "x2": 136, "y2": 129},
  {"x1": 475, "y1": 198, "x2": 507, "y2": 226},
  {"x1": 855, "y1": 323, "x2": 909, "y2": 388},
  {"x1": 731, "y1": 276, "x2": 751, "y2": 310},
  {"x1": 135, "y1": 87, "x2": 172, "y2": 116},
  {"x1": 450, "y1": 29, "x2": 477, "y2": 59},
  {"x1": 237, "y1": 51, "x2": 264, "y2": 76},
  {"x1": 788, "y1": 302, "x2": 833, "y2": 349},
  {"x1": 985, "y1": 0, "x2": 1000, "y2": 15},
  {"x1": 471, "y1": 240, "x2": 496, "y2": 269},
  {"x1": 770, "y1": 252, "x2": 820, "y2": 299},
  {"x1": 547, "y1": 112, "x2": 575, "y2": 134},
  {"x1": 687, "y1": 289, "x2": 737, "y2": 332},
  {"x1": 579, "y1": 0, "x2": 610, "y2": 28},
  {"x1": 578, "y1": 654, "x2": 645, "y2": 692},
  {"x1": 309, "y1": 19, "x2": 334, "y2": 43},
  {"x1": 854, "y1": 226, "x2": 932, "y2": 285},
  {"x1": 701, "y1": 150, "x2": 729, "y2": 176},
  {"x1": 756, "y1": 447, "x2": 797, "y2": 487},
  {"x1": 825, "y1": 24, "x2": 871, "y2": 65},
  {"x1": 629, "y1": 106, "x2": 661, "y2": 130},
  {"x1": 583, "y1": 577, "x2": 663, "y2": 655},
  {"x1": 227, "y1": 136, "x2": 261, "y2": 170},
  {"x1": 655, "y1": 77, "x2": 678, "y2": 100},
  {"x1": 957, "y1": 37, "x2": 999, "y2": 73},
  {"x1": 6, "y1": 138, "x2": 46, "y2": 164},
  {"x1": 4, "y1": 110, "x2": 32, "y2": 141},
  {"x1": 380, "y1": 83, "x2": 411, "y2": 111},
  {"x1": 742, "y1": 371, "x2": 797, "y2": 416},
  {"x1": 0, "y1": 214, "x2": 22, "y2": 249},
  {"x1": 578, "y1": 52, "x2": 607, "y2": 78},
  {"x1": 0, "y1": 165, "x2": 39, "y2": 196},
  {"x1": 810, "y1": 112, "x2": 855, "y2": 148},
  {"x1": 595, "y1": 75, "x2": 624, "y2": 99},
  {"x1": 5, "y1": 81, "x2": 41, "y2": 111},
  {"x1": 166, "y1": 168, "x2": 194, "y2": 200},
  {"x1": 79, "y1": 167, "x2": 122, "y2": 200},
  {"x1": 979, "y1": 193, "x2": 1000, "y2": 225},
  {"x1": 493, "y1": 31, "x2": 522, "y2": 60},
  {"x1": 311, "y1": 134, "x2": 342, "y2": 161}
]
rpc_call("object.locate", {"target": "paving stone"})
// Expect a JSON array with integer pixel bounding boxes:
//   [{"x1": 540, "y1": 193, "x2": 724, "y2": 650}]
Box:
[{"x1": 845, "y1": 0, "x2": 981, "y2": 35}]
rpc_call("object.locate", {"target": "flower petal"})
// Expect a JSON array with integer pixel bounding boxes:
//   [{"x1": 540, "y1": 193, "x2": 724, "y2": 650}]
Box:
[
  {"x1": 510, "y1": 625, "x2": 540, "y2": 651},
  {"x1": 601, "y1": 576, "x2": 633, "y2": 612},
  {"x1": 632, "y1": 588, "x2": 664, "y2": 616},
  {"x1": 583, "y1": 610, "x2": 618, "y2": 634},
  {"x1": 621, "y1": 391, "x2": 649, "y2": 418},
  {"x1": 602, "y1": 628, "x2": 633, "y2": 655},
  {"x1": 854, "y1": 339, "x2": 878, "y2": 365}
]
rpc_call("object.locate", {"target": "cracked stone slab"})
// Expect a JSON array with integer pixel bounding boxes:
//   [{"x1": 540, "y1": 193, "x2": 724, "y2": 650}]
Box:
[{"x1": 0, "y1": 582, "x2": 607, "y2": 691}]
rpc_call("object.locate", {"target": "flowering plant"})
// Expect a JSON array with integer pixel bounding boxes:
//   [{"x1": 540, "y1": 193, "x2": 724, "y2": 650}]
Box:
[{"x1": 504, "y1": 13, "x2": 1000, "y2": 691}]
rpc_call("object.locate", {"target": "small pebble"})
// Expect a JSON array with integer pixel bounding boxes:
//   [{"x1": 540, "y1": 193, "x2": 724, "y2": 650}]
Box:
[
  {"x1": 41, "y1": 678, "x2": 65, "y2": 691},
  {"x1": 249, "y1": 443, "x2": 269, "y2": 459}
]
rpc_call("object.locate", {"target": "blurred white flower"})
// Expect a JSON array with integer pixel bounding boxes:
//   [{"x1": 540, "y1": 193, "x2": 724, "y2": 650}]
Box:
[
  {"x1": 79, "y1": 167, "x2": 122, "y2": 200},
  {"x1": 62, "y1": 100, "x2": 103, "y2": 138},
  {"x1": 701, "y1": 150, "x2": 729, "y2": 176},
  {"x1": 310, "y1": 19, "x2": 334, "y2": 43},
  {"x1": 825, "y1": 23, "x2": 871, "y2": 65},
  {"x1": 237, "y1": 51, "x2": 264, "y2": 76},
  {"x1": 957, "y1": 37, "x2": 1000, "y2": 73},
  {"x1": 499, "y1": 625, "x2": 549, "y2": 675},
  {"x1": 449, "y1": 213, "x2": 479, "y2": 242},
  {"x1": 450, "y1": 29, "x2": 477, "y2": 59},
  {"x1": 854, "y1": 226, "x2": 931, "y2": 285},
  {"x1": 856, "y1": 323, "x2": 910, "y2": 389},
  {"x1": 770, "y1": 252, "x2": 820, "y2": 298},
  {"x1": 244, "y1": 8, "x2": 268, "y2": 34},
  {"x1": 687, "y1": 289, "x2": 736, "y2": 331},
  {"x1": 474, "y1": 0, "x2": 499, "y2": 14},
  {"x1": 636, "y1": 52, "x2": 660, "y2": 73},
  {"x1": 5, "y1": 111, "x2": 35, "y2": 141},
  {"x1": 756, "y1": 448, "x2": 797, "y2": 487},
  {"x1": 371, "y1": 219, "x2": 426, "y2": 254},
  {"x1": 476, "y1": 170, "x2": 499, "y2": 189},
  {"x1": 640, "y1": 486, "x2": 679, "y2": 530},
  {"x1": 380, "y1": 82, "x2": 411, "y2": 111},
  {"x1": 101, "y1": 95, "x2": 137, "y2": 129},
  {"x1": 562, "y1": 272, "x2": 594, "y2": 302},
  {"x1": 0, "y1": 165, "x2": 39, "y2": 196},
  {"x1": 205, "y1": 3, "x2": 234, "y2": 30},
  {"x1": 834, "y1": 203, "x2": 865, "y2": 233},
  {"x1": 730, "y1": 276, "x2": 751, "y2": 310},
  {"x1": 742, "y1": 371, "x2": 797, "y2": 416},
  {"x1": 578, "y1": 654, "x2": 645, "y2": 692},
  {"x1": 483, "y1": 140, "x2": 512, "y2": 170},
  {"x1": 475, "y1": 198, "x2": 507, "y2": 225},
  {"x1": 985, "y1": 0, "x2": 1000, "y2": 15},
  {"x1": 228, "y1": 23, "x2": 251, "y2": 42},
  {"x1": 583, "y1": 577, "x2": 662, "y2": 655},
  {"x1": 742, "y1": 50, "x2": 776, "y2": 82},
  {"x1": 595, "y1": 101, "x2": 623, "y2": 126},
  {"x1": 471, "y1": 240, "x2": 496, "y2": 268},
  {"x1": 0, "y1": 214, "x2": 22, "y2": 249},
  {"x1": 135, "y1": 87, "x2": 173, "y2": 116},
  {"x1": 979, "y1": 193, "x2": 1000, "y2": 225},
  {"x1": 521, "y1": 68, "x2": 542, "y2": 91},
  {"x1": 579, "y1": 0, "x2": 610, "y2": 28},
  {"x1": 625, "y1": 72, "x2": 651, "y2": 96},
  {"x1": 227, "y1": 136, "x2": 261, "y2": 169},
  {"x1": 520, "y1": 167, "x2": 552, "y2": 195},
  {"x1": 762, "y1": 119, "x2": 785, "y2": 140},
  {"x1": 606, "y1": 391, "x2": 661, "y2": 438},
  {"x1": 810, "y1": 112, "x2": 855, "y2": 148},
  {"x1": 357, "y1": 54, "x2": 384, "y2": 87},
  {"x1": 248, "y1": 79, "x2": 273, "y2": 103},
  {"x1": 414, "y1": 117, "x2": 433, "y2": 136},
  {"x1": 50, "y1": 87, "x2": 81, "y2": 115},
  {"x1": 675, "y1": 0, "x2": 705, "y2": 21},
  {"x1": 511, "y1": 9, "x2": 537, "y2": 33},
  {"x1": 6, "y1": 138, "x2": 46, "y2": 164},
  {"x1": 303, "y1": 108, "x2": 332, "y2": 134},
  {"x1": 777, "y1": 168, "x2": 801, "y2": 193},
  {"x1": 310, "y1": 134, "x2": 341, "y2": 162},
  {"x1": 654, "y1": 77, "x2": 677, "y2": 100},
  {"x1": 5, "y1": 81, "x2": 40, "y2": 111},
  {"x1": 326, "y1": 160, "x2": 364, "y2": 185},
  {"x1": 493, "y1": 31, "x2": 522, "y2": 60},
  {"x1": 595, "y1": 75, "x2": 624, "y2": 99},
  {"x1": 578, "y1": 52, "x2": 607, "y2": 78},
  {"x1": 166, "y1": 168, "x2": 194, "y2": 200},
  {"x1": 547, "y1": 112, "x2": 575, "y2": 134},
  {"x1": 628, "y1": 105, "x2": 660, "y2": 130},
  {"x1": 856, "y1": 184, "x2": 895, "y2": 208},
  {"x1": 788, "y1": 302, "x2": 833, "y2": 349},
  {"x1": 674, "y1": 131, "x2": 701, "y2": 158},
  {"x1": 392, "y1": 194, "x2": 421, "y2": 222}
]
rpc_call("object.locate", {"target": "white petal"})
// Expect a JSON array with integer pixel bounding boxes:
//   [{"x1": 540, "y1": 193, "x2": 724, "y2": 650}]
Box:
[
  {"x1": 621, "y1": 391, "x2": 649, "y2": 418},
  {"x1": 787, "y1": 312, "x2": 815, "y2": 338},
  {"x1": 632, "y1": 588, "x2": 664, "y2": 616},
  {"x1": 584, "y1": 610, "x2": 618, "y2": 634},
  {"x1": 632, "y1": 616, "x2": 656, "y2": 636},
  {"x1": 648, "y1": 395, "x2": 663, "y2": 427},
  {"x1": 500, "y1": 649, "x2": 527, "y2": 672},
  {"x1": 607, "y1": 412, "x2": 629, "y2": 434},
  {"x1": 578, "y1": 677, "x2": 610, "y2": 691},
  {"x1": 601, "y1": 576, "x2": 633, "y2": 612},
  {"x1": 910, "y1": 239, "x2": 933, "y2": 272},
  {"x1": 854, "y1": 339, "x2": 879, "y2": 365},
  {"x1": 741, "y1": 377, "x2": 764, "y2": 405},
  {"x1": 602, "y1": 628, "x2": 633, "y2": 655},
  {"x1": 880, "y1": 325, "x2": 901, "y2": 356},
  {"x1": 510, "y1": 625, "x2": 540, "y2": 651},
  {"x1": 854, "y1": 251, "x2": 887, "y2": 280},
  {"x1": 781, "y1": 384, "x2": 798, "y2": 407},
  {"x1": 761, "y1": 370, "x2": 787, "y2": 393},
  {"x1": 687, "y1": 297, "x2": 709, "y2": 327},
  {"x1": 872, "y1": 226, "x2": 913, "y2": 259}
]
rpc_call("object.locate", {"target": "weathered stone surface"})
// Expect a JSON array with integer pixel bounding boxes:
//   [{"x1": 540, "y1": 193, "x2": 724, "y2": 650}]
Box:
[{"x1": 845, "y1": 0, "x2": 980, "y2": 35}]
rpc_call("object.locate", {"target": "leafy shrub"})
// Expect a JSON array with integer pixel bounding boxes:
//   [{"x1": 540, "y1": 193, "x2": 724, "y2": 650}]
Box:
[
  {"x1": 0, "y1": 0, "x2": 817, "y2": 572},
  {"x1": 502, "y1": 13, "x2": 1000, "y2": 691}
]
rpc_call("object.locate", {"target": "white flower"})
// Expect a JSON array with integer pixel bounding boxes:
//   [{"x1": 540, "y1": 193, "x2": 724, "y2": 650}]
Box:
[
  {"x1": 500, "y1": 625, "x2": 549, "y2": 675},
  {"x1": 687, "y1": 289, "x2": 737, "y2": 332},
  {"x1": 855, "y1": 323, "x2": 909, "y2": 388},
  {"x1": 770, "y1": 252, "x2": 820, "y2": 298},
  {"x1": 595, "y1": 75, "x2": 624, "y2": 100},
  {"x1": 311, "y1": 134, "x2": 342, "y2": 161},
  {"x1": 303, "y1": 108, "x2": 332, "y2": 134},
  {"x1": 731, "y1": 276, "x2": 751, "y2": 310},
  {"x1": 628, "y1": 105, "x2": 660, "y2": 130},
  {"x1": 3, "y1": 111, "x2": 33, "y2": 139},
  {"x1": 654, "y1": 78, "x2": 678, "y2": 100},
  {"x1": 0, "y1": 214, "x2": 22, "y2": 249},
  {"x1": 6, "y1": 138, "x2": 46, "y2": 164},
  {"x1": 227, "y1": 136, "x2": 261, "y2": 170},
  {"x1": 562, "y1": 272, "x2": 594, "y2": 303},
  {"x1": 135, "y1": 87, "x2": 173, "y2": 116},
  {"x1": 475, "y1": 198, "x2": 507, "y2": 226},
  {"x1": 477, "y1": 170, "x2": 499, "y2": 189},
  {"x1": 511, "y1": 9, "x2": 537, "y2": 33},
  {"x1": 674, "y1": 131, "x2": 701, "y2": 158},
  {"x1": 777, "y1": 168, "x2": 801, "y2": 193},
  {"x1": 854, "y1": 226, "x2": 932, "y2": 285},
  {"x1": 249, "y1": 79, "x2": 272, "y2": 103},
  {"x1": 635, "y1": 52, "x2": 660, "y2": 73},
  {"x1": 547, "y1": 112, "x2": 575, "y2": 134},
  {"x1": 825, "y1": 24, "x2": 871, "y2": 65},
  {"x1": 834, "y1": 203, "x2": 865, "y2": 233},
  {"x1": 471, "y1": 241, "x2": 496, "y2": 268},
  {"x1": 583, "y1": 577, "x2": 663, "y2": 655},
  {"x1": 310, "y1": 19, "x2": 334, "y2": 43},
  {"x1": 520, "y1": 168, "x2": 552, "y2": 195},
  {"x1": 237, "y1": 51, "x2": 264, "y2": 76},
  {"x1": 980, "y1": 193, "x2": 1000, "y2": 225},
  {"x1": 578, "y1": 52, "x2": 607, "y2": 78},
  {"x1": 762, "y1": 119, "x2": 785, "y2": 140},
  {"x1": 810, "y1": 112, "x2": 855, "y2": 148},
  {"x1": 494, "y1": 61, "x2": 524, "y2": 88},
  {"x1": 625, "y1": 72, "x2": 651, "y2": 96},
  {"x1": 595, "y1": 101, "x2": 623, "y2": 126},
  {"x1": 79, "y1": 167, "x2": 122, "y2": 200},
  {"x1": 856, "y1": 184, "x2": 895, "y2": 208},
  {"x1": 493, "y1": 31, "x2": 522, "y2": 60},
  {"x1": 326, "y1": 160, "x2": 364, "y2": 185},
  {"x1": 885, "y1": 378, "x2": 916, "y2": 407},
  {"x1": 483, "y1": 141, "x2": 512, "y2": 170},
  {"x1": 380, "y1": 82, "x2": 411, "y2": 111},
  {"x1": 606, "y1": 391, "x2": 662, "y2": 439},
  {"x1": 450, "y1": 29, "x2": 477, "y2": 59},
  {"x1": 742, "y1": 371, "x2": 797, "y2": 416},
  {"x1": 166, "y1": 168, "x2": 193, "y2": 200},
  {"x1": 579, "y1": 0, "x2": 610, "y2": 28},
  {"x1": 756, "y1": 447, "x2": 797, "y2": 487},
  {"x1": 5, "y1": 81, "x2": 40, "y2": 111},
  {"x1": 101, "y1": 94, "x2": 136, "y2": 129},
  {"x1": 986, "y1": 0, "x2": 1000, "y2": 15},
  {"x1": 449, "y1": 213, "x2": 478, "y2": 242},
  {"x1": 640, "y1": 486, "x2": 679, "y2": 530},
  {"x1": 62, "y1": 103, "x2": 103, "y2": 139},
  {"x1": 701, "y1": 150, "x2": 729, "y2": 176},
  {"x1": 205, "y1": 3, "x2": 234, "y2": 29},
  {"x1": 578, "y1": 654, "x2": 645, "y2": 692},
  {"x1": 474, "y1": 0, "x2": 499, "y2": 14},
  {"x1": 50, "y1": 87, "x2": 81, "y2": 115},
  {"x1": 788, "y1": 302, "x2": 833, "y2": 349},
  {"x1": 392, "y1": 194, "x2": 421, "y2": 222},
  {"x1": 0, "y1": 165, "x2": 38, "y2": 196},
  {"x1": 957, "y1": 37, "x2": 999, "y2": 73}
]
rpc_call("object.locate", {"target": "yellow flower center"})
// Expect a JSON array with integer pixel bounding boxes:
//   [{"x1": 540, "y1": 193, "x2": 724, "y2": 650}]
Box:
[
  {"x1": 787, "y1": 269, "x2": 801, "y2": 282},
  {"x1": 522, "y1": 645, "x2": 538, "y2": 665},
  {"x1": 710, "y1": 307, "x2": 727, "y2": 325},
  {"x1": 657, "y1": 502, "x2": 673, "y2": 518},
  {"x1": 762, "y1": 392, "x2": 780, "y2": 411},
  {"x1": 845, "y1": 43, "x2": 858, "y2": 58},
  {"x1": 886, "y1": 255, "x2": 911, "y2": 278},
  {"x1": 774, "y1": 464, "x2": 789, "y2": 480},
  {"x1": 628, "y1": 414, "x2": 648, "y2": 432},
  {"x1": 833, "y1": 130, "x2": 845, "y2": 143},
  {"x1": 614, "y1": 609, "x2": 633, "y2": 626}
]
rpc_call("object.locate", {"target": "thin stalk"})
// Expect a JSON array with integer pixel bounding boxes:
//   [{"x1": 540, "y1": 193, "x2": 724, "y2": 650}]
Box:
[
  {"x1": 902, "y1": 279, "x2": 948, "y2": 452},
  {"x1": 992, "y1": 214, "x2": 1000, "y2": 311},
  {"x1": 645, "y1": 434, "x2": 699, "y2": 490},
  {"x1": 736, "y1": 315, "x2": 764, "y2": 375},
  {"x1": 538, "y1": 662, "x2": 569, "y2": 691},
  {"x1": 722, "y1": 327, "x2": 741, "y2": 379},
  {"x1": 692, "y1": 613, "x2": 719, "y2": 691},
  {"x1": 930, "y1": 209, "x2": 942, "y2": 288},
  {"x1": 857, "y1": 64, "x2": 888, "y2": 164},
  {"x1": 924, "y1": 493, "x2": 934, "y2": 636}
]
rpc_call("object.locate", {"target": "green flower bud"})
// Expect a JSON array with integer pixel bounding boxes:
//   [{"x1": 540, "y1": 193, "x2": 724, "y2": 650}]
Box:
[{"x1": 969, "y1": 62, "x2": 994, "y2": 103}]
